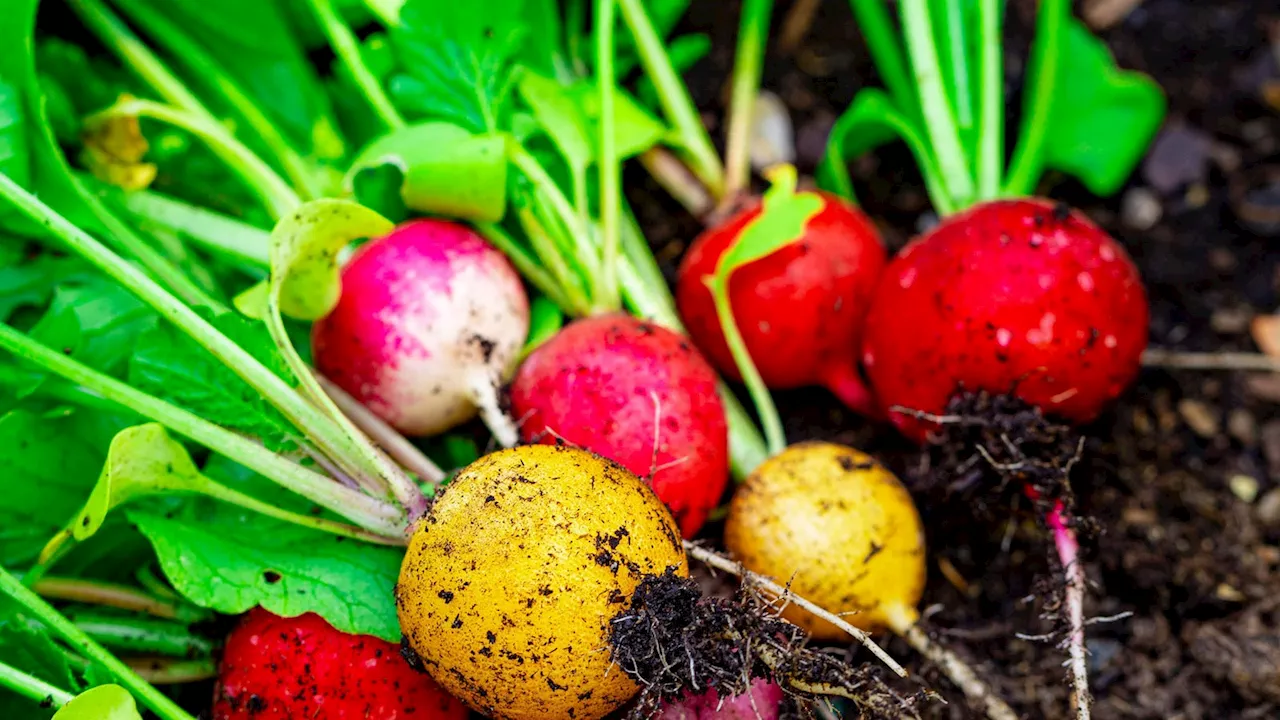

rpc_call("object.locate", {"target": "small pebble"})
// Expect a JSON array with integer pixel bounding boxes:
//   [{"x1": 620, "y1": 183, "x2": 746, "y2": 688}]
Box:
[
  {"x1": 1246, "y1": 374, "x2": 1280, "y2": 404},
  {"x1": 1121, "y1": 187, "x2": 1163, "y2": 230},
  {"x1": 1230, "y1": 474, "x2": 1260, "y2": 503},
  {"x1": 1178, "y1": 398, "x2": 1220, "y2": 438},
  {"x1": 1211, "y1": 306, "x2": 1253, "y2": 334},
  {"x1": 1229, "y1": 408, "x2": 1258, "y2": 446},
  {"x1": 1214, "y1": 583, "x2": 1246, "y2": 603},
  {"x1": 1142, "y1": 124, "x2": 1213, "y2": 194},
  {"x1": 1261, "y1": 421, "x2": 1280, "y2": 478},
  {"x1": 1256, "y1": 487, "x2": 1280, "y2": 528}
]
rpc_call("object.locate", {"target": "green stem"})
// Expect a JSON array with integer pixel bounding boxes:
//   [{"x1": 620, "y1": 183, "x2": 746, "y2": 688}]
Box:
[
  {"x1": 975, "y1": 0, "x2": 1003, "y2": 199},
  {"x1": 109, "y1": 0, "x2": 326, "y2": 198},
  {"x1": 305, "y1": 0, "x2": 407, "y2": 132},
  {"x1": 134, "y1": 568, "x2": 182, "y2": 603},
  {"x1": 0, "y1": 568, "x2": 196, "y2": 720},
  {"x1": 0, "y1": 323, "x2": 405, "y2": 537},
  {"x1": 86, "y1": 98, "x2": 300, "y2": 219},
  {"x1": 31, "y1": 578, "x2": 198, "y2": 621},
  {"x1": 478, "y1": 220, "x2": 585, "y2": 316},
  {"x1": 938, "y1": 0, "x2": 973, "y2": 133},
  {"x1": 362, "y1": 0, "x2": 403, "y2": 26},
  {"x1": 74, "y1": 177, "x2": 227, "y2": 312},
  {"x1": 1003, "y1": 0, "x2": 1067, "y2": 196},
  {"x1": 126, "y1": 658, "x2": 217, "y2": 685},
  {"x1": 53, "y1": 614, "x2": 213, "y2": 658},
  {"x1": 0, "y1": 364, "x2": 133, "y2": 416},
  {"x1": 900, "y1": 0, "x2": 974, "y2": 210},
  {"x1": 707, "y1": 278, "x2": 786, "y2": 455},
  {"x1": 510, "y1": 146, "x2": 604, "y2": 305},
  {"x1": 566, "y1": 0, "x2": 587, "y2": 74},
  {"x1": 617, "y1": 0, "x2": 725, "y2": 198},
  {"x1": 0, "y1": 173, "x2": 401, "y2": 532},
  {"x1": 724, "y1": 0, "x2": 775, "y2": 200},
  {"x1": 597, "y1": 0, "x2": 622, "y2": 310},
  {"x1": 98, "y1": 181, "x2": 271, "y2": 268},
  {"x1": 0, "y1": 660, "x2": 75, "y2": 708},
  {"x1": 847, "y1": 0, "x2": 920, "y2": 120}
]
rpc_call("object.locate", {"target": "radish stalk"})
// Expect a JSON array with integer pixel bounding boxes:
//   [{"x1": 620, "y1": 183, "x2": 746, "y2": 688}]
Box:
[
  {"x1": 1003, "y1": 0, "x2": 1070, "y2": 196},
  {"x1": 125, "y1": 658, "x2": 217, "y2": 685},
  {"x1": 314, "y1": 373, "x2": 446, "y2": 485},
  {"x1": 108, "y1": 0, "x2": 327, "y2": 197},
  {"x1": 0, "y1": 568, "x2": 198, "y2": 720},
  {"x1": 0, "y1": 660, "x2": 75, "y2": 708},
  {"x1": 52, "y1": 614, "x2": 213, "y2": 658},
  {"x1": 845, "y1": 0, "x2": 919, "y2": 121},
  {"x1": 32, "y1": 578, "x2": 193, "y2": 621},
  {"x1": 975, "y1": 0, "x2": 1004, "y2": 199},
  {"x1": 303, "y1": 0, "x2": 406, "y2": 132},
  {"x1": 617, "y1": 0, "x2": 725, "y2": 198},
  {"x1": 723, "y1": 0, "x2": 775, "y2": 202},
  {"x1": 597, "y1": 0, "x2": 622, "y2": 311},
  {"x1": 637, "y1": 147, "x2": 714, "y2": 218},
  {"x1": 706, "y1": 277, "x2": 786, "y2": 456}
]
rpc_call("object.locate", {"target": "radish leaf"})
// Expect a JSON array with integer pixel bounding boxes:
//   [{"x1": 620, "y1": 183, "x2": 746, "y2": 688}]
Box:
[
  {"x1": 0, "y1": 411, "x2": 105, "y2": 567},
  {"x1": 347, "y1": 122, "x2": 508, "y2": 223},
  {"x1": 519, "y1": 72, "x2": 592, "y2": 177},
  {"x1": 716, "y1": 165, "x2": 823, "y2": 276},
  {"x1": 52, "y1": 685, "x2": 140, "y2": 720},
  {"x1": 0, "y1": 618, "x2": 81, "y2": 719},
  {"x1": 1023, "y1": 18, "x2": 1165, "y2": 196},
  {"x1": 130, "y1": 503, "x2": 404, "y2": 641}
]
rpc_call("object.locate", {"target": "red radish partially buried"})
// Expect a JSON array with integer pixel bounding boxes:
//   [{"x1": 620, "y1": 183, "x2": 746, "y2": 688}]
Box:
[
  {"x1": 861, "y1": 198, "x2": 1149, "y2": 442},
  {"x1": 312, "y1": 218, "x2": 529, "y2": 444},
  {"x1": 658, "y1": 679, "x2": 784, "y2": 720},
  {"x1": 509, "y1": 314, "x2": 729, "y2": 536},
  {"x1": 676, "y1": 192, "x2": 886, "y2": 415},
  {"x1": 211, "y1": 608, "x2": 468, "y2": 720}
]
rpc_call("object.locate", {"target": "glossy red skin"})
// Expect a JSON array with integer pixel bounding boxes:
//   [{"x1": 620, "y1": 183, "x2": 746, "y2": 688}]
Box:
[
  {"x1": 676, "y1": 193, "x2": 886, "y2": 414},
  {"x1": 861, "y1": 198, "x2": 1149, "y2": 442},
  {"x1": 509, "y1": 314, "x2": 729, "y2": 536},
  {"x1": 212, "y1": 609, "x2": 468, "y2": 720}
]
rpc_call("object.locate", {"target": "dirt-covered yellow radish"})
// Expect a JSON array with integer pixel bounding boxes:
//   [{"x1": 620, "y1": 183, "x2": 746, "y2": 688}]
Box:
[
  {"x1": 396, "y1": 444, "x2": 689, "y2": 720},
  {"x1": 724, "y1": 441, "x2": 925, "y2": 638}
]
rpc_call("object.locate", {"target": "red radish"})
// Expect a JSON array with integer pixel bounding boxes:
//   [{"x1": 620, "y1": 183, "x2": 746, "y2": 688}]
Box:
[
  {"x1": 211, "y1": 608, "x2": 467, "y2": 720},
  {"x1": 509, "y1": 314, "x2": 729, "y2": 536},
  {"x1": 658, "y1": 679, "x2": 784, "y2": 720},
  {"x1": 861, "y1": 198, "x2": 1149, "y2": 442},
  {"x1": 312, "y1": 218, "x2": 529, "y2": 444},
  {"x1": 676, "y1": 193, "x2": 886, "y2": 415}
]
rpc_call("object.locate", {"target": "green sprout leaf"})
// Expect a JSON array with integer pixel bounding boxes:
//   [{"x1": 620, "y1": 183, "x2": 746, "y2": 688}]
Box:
[
  {"x1": 0, "y1": 609, "x2": 82, "y2": 719},
  {"x1": 1025, "y1": 18, "x2": 1166, "y2": 196},
  {"x1": 130, "y1": 501, "x2": 404, "y2": 641},
  {"x1": 347, "y1": 122, "x2": 508, "y2": 223},
  {"x1": 817, "y1": 88, "x2": 952, "y2": 213},
  {"x1": 716, "y1": 165, "x2": 823, "y2": 276},
  {"x1": 519, "y1": 72, "x2": 592, "y2": 178},
  {"x1": 389, "y1": 0, "x2": 527, "y2": 133},
  {"x1": 51, "y1": 685, "x2": 140, "y2": 720},
  {"x1": 522, "y1": 294, "x2": 564, "y2": 356}
]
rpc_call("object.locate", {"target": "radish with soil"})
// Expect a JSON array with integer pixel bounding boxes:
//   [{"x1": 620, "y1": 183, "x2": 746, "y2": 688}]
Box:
[
  {"x1": 509, "y1": 314, "x2": 729, "y2": 536},
  {"x1": 212, "y1": 608, "x2": 468, "y2": 720},
  {"x1": 817, "y1": 1, "x2": 1166, "y2": 717},
  {"x1": 312, "y1": 218, "x2": 529, "y2": 446}
]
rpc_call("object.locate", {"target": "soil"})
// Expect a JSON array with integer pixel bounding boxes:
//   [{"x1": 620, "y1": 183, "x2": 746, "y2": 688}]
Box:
[{"x1": 625, "y1": 1, "x2": 1280, "y2": 718}]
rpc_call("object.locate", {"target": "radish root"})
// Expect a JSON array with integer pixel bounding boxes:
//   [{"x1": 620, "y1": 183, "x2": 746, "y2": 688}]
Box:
[
  {"x1": 468, "y1": 372, "x2": 519, "y2": 448},
  {"x1": 1047, "y1": 502, "x2": 1091, "y2": 720},
  {"x1": 682, "y1": 542, "x2": 908, "y2": 677},
  {"x1": 316, "y1": 372, "x2": 445, "y2": 486},
  {"x1": 896, "y1": 622, "x2": 1018, "y2": 720}
]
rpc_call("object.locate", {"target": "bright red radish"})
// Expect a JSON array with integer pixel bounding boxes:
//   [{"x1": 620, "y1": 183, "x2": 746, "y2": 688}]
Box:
[
  {"x1": 676, "y1": 193, "x2": 886, "y2": 415},
  {"x1": 211, "y1": 608, "x2": 467, "y2": 720},
  {"x1": 861, "y1": 198, "x2": 1149, "y2": 442},
  {"x1": 312, "y1": 218, "x2": 529, "y2": 442},
  {"x1": 509, "y1": 314, "x2": 729, "y2": 536}
]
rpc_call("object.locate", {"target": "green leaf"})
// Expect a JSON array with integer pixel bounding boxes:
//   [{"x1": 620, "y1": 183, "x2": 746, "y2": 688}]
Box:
[
  {"x1": 0, "y1": 411, "x2": 104, "y2": 567},
  {"x1": 1029, "y1": 18, "x2": 1166, "y2": 196},
  {"x1": 715, "y1": 165, "x2": 823, "y2": 277},
  {"x1": 347, "y1": 122, "x2": 508, "y2": 223},
  {"x1": 569, "y1": 84, "x2": 666, "y2": 160},
  {"x1": 518, "y1": 73, "x2": 591, "y2": 177},
  {"x1": 0, "y1": 251, "x2": 95, "y2": 323},
  {"x1": 116, "y1": 0, "x2": 346, "y2": 161},
  {"x1": 0, "y1": 615, "x2": 78, "y2": 719},
  {"x1": 52, "y1": 685, "x2": 140, "y2": 720},
  {"x1": 40, "y1": 424, "x2": 229, "y2": 562},
  {"x1": 0, "y1": 80, "x2": 29, "y2": 188},
  {"x1": 28, "y1": 281, "x2": 156, "y2": 378},
  {"x1": 128, "y1": 315, "x2": 300, "y2": 453},
  {"x1": 817, "y1": 88, "x2": 949, "y2": 210},
  {"x1": 388, "y1": 0, "x2": 527, "y2": 132},
  {"x1": 130, "y1": 504, "x2": 404, "y2": 641}
]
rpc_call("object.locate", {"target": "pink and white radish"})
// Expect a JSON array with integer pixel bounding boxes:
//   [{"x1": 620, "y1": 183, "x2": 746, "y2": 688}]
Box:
[
  {"x1": 658, "y1": 679, "x2": 784, "y2": 720},
  {"x1": 312, "y1": 218, "x2": 529, "y2": 444}
]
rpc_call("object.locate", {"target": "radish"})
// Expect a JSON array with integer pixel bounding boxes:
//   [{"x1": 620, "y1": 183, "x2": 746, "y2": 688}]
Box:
[
  {"x1": 508, "y1": 313, "x2": 729, "y2": 536},
  {"x1": 861, "y1": 198, "x2": 1149, "y2": 441},
  {"x1": 676, "y1": 191, "x2": 886, "y2": 414},
  {"x1": 658, "y1": 679, "x2": 784, "y2": 720},
  {"x1": 312, "y1": 218, "x2": 529, "y2": 445},
  {"x1": 212, "y1": 608, "x2": 468, "y2": 719}
]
